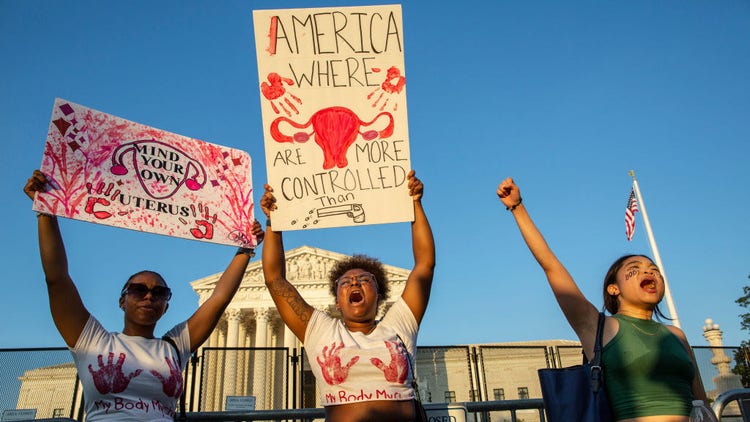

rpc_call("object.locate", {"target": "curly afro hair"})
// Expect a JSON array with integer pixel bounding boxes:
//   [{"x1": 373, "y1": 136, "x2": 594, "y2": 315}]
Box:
[{"x1": 328, "y1": 254, "x2": 390, "y2": 301}]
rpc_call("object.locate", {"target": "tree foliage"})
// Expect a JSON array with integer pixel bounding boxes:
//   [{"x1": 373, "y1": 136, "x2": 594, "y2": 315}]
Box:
[
  {"x1": 737, "y1": 282, "x2": 750, "y2": 332},
  {"x1": 732, "y1": 277, "x2": 750, "y2": 387}
]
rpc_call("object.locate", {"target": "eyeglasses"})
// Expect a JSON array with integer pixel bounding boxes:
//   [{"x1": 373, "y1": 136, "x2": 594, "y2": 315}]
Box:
[
  {"x1": 337, "y1": 273, "x2": 376, "y2": 288},
  {"x1": 121, "y1": 283, "x2": 172, "y2": 301}
]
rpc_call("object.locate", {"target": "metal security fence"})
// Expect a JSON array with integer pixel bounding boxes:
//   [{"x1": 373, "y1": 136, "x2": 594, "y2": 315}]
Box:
[
  {"x1": 0, "y1": 348, "x2": 83, "y2": 420},
  {"x1": 554, "y1": 345, "x2": 586, "y2": 368},
  {"x1": 694, "y1": 346, "x2": 750, "y2": 398},
  {"x1": 416, "y1": 346, "x2": 474, "y2": 404},
  {"x1": 197, "y1": 347, "x2": 290, "y2": 412},
  {"x1": 2, "y1": 344, "x2": 748, "y2": 421},
  {"x1": 476, "y1": 346, "x2": 550, "y2": 422}
]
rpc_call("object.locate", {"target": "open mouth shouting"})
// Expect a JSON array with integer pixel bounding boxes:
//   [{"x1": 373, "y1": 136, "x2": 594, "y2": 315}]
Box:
[
  {"x1": 336, "y1": 271, "x2": 379, "y2": 318},
  {"x1": 349, "y1": 290, "x2": 364, "y2": 305},
  {"x1": 639, "y1": 276, "x2": 658, "y2": 293}
]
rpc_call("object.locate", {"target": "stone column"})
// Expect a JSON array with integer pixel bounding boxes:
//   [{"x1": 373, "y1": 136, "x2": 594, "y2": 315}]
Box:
[
  {"x1": 237, "y1": 319, "x2": 248, "y2": 395},
  {"x1": 269, "y1": 322, "x2": 280, "y2": 408},
  {"x1": 223, "y1": 308, "x2": 243, "y2": 401},
  {"x1": 203, "y1": 327, "x2": 220, "y2": 410},
  {"x1": 253, "y1": 308, "x2": 270, "y2": 409},
  {"x1": 212, "y1": 321, "x2": 227, "y2": 410},
  {"x1": 283, "y1": 325, "x2": 296, "y2": 349},
  {"x1": 283, "y1": 318, "x2": 297, "y2": 407},
  {"x1": 703, "y1": 319, "x2": 743, "y2": 398}
]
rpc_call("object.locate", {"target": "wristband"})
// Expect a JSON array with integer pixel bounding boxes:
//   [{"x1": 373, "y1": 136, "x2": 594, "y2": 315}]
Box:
[
  {"x1": 236, "y1": 247, "x2": 255, "y2": 258},
  {"x1": 506, "y1": 197, "x2": 523, "y2": 212}
]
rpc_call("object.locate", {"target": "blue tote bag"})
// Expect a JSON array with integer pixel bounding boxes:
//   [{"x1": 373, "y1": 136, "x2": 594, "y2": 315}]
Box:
[{"x1": 537, "y1": 312, "x2": 614, "y2": 422}]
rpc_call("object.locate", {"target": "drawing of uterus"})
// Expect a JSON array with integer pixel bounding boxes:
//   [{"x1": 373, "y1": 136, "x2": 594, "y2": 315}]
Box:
[{"x1": 270, "y1": 107, "x2": 394, "y2": 169}]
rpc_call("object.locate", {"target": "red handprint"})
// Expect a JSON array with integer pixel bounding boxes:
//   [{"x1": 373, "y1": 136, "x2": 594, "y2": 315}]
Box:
[
  {"x1": 83, "y1": 181, "x2": 123, "y2": 219},
  {"x1": 88, "y1": 352, "x2": 143, "y2": 394},
  {"x1": 370, "y1": 340, "x2": 409, "y2": 384},
  {"x1": 380, "y1": 67, "x2": 406, "y2": 94},
  {"x1": 188, "y1": 202, "x2": 217, "y2": 239},
  {"x1": 316, "y1": 342, "x2": 360, "y2": 386},
  {"x1": 84, "y1": 196, "x2": 113, "y2": 219},
  {"x1": 150, "y1": 356, "x2": 184, "y2": 398},
  {"x1": 367, "y1": 66, "x2": 406, "y2": 112},
  {"x1": 190, "y1": 220, "x2": 214, "y2": 239},
  {"x1": 261, "y1": 72, "x2": 302, "y2": 116}
]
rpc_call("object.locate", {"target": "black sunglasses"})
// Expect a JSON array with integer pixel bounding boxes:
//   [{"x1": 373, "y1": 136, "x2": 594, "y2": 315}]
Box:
[{"x1": 121, "y1": 283, "x2": 172, "y2": 301}]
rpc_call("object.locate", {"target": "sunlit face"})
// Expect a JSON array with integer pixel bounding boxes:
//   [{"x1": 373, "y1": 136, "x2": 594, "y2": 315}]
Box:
[
  {"x1": 609, "y1": 256, "x2": 665, "y2": 309},
  {"x1": 335, "y1": 269, "x2": 380, "y2": 322},
  {"x1": 119, "y1": 272, "x2": 169, "y2": 326}
]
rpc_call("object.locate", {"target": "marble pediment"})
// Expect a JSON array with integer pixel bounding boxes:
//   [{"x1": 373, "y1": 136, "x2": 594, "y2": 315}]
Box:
[{"x1": 189, "y1": 245, "x2": 410, "y2": 310}]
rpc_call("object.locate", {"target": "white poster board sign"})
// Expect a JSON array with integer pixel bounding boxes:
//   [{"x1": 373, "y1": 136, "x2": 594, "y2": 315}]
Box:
[
  {"x1": 253, "y1": 5, "x2": 413, "y2": 231},
  {"x1": 34, "y1": 98, "x2": 257, "y2": 248}
]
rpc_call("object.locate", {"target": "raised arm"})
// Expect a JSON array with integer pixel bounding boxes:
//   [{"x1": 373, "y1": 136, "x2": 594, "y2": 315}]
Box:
[
  {"x1": 24, "y1": 170, "x2": 89, "y2": 348},
  {"x1": 260, "y1": 184, "x2": 314, "y2": 341},
  {"x1": 185, "y1": 220, "x2": 264, "y2": 352},
  {"x1": 400, "y1": 170, "x2": 436, "y2": 325},
  {"x1": 497, "y1": 178, "x2": 600, "y2": 352}
]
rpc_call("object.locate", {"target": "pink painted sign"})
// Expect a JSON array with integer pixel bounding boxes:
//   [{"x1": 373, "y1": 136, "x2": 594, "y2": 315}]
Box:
[
  {"x1": 253, "y1": 5, "x2": 413, "y2": 231},
  {"x1": 33, "y1": 98, "x2": 257, "y2": 247}
]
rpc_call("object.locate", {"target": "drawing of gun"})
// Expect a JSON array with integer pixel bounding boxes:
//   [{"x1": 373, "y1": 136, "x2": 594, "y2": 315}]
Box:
[{"x1": 316, "y1": 204, "x2": 366, "y2": 223}]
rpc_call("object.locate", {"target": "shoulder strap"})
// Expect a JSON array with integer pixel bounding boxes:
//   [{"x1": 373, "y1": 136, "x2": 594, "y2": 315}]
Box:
[
  {"x1": 588, "y1": 312, "x2": 606, "y2": 393},
  {"x1": 396, "y1": 334, "x2": 421, "y2": 400},
  {"x1": 162, "y1": 336, "x2": 182, "y2": 367},
  {"x1": 162, "y1": 336, "x2": 187, "y2": 421},
  {"x1": 592, "y1": 312, "x2": 605, "y2": 365}
]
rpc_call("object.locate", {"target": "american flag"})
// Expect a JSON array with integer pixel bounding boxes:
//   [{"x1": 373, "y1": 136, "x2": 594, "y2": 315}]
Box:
[{"x1": 625, "y1": 188, "x2": 639, "y2": 241}]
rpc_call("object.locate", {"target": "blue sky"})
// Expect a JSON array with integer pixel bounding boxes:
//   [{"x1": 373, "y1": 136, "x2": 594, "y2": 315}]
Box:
[{"x1": 1, "y1": 0, "x2": 748, "y2": 349}]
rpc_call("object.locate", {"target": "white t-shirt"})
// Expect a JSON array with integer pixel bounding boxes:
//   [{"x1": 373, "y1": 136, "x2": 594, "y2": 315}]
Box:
[
  {"x1": 304, "y1": 297, "x2": 418, "y2": 406},
  {"x1": 71, "y1": 316, "x2": 191, "y2": 421}
]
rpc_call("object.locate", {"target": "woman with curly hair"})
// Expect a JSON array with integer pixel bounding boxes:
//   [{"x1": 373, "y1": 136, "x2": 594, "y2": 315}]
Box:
[{"x1": 260, "y1": 170, "x2": 435, "y2": 422}]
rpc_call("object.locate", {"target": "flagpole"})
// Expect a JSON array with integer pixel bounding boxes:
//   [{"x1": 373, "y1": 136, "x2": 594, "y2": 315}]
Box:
[{"x1": 628, "y1": 170, "x2": 681, "y2": 328}]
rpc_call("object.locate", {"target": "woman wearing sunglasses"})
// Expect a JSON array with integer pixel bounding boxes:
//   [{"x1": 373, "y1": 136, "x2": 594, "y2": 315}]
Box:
[
  {"x1": 259, "y1": 170, "x2": 435, "y2": 422},
  {"x1": 24, "y1": 169, "x2": 264, "y2": 421}
]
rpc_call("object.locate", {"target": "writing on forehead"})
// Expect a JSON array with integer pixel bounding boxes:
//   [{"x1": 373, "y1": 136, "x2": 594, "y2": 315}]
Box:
[{"x1": 625, "y1": 268, "x2": 639, "y2": 281}]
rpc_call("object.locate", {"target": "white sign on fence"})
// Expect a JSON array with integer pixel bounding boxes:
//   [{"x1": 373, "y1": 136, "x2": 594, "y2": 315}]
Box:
[
  {"x1": 225, "y1": 395, "x2": 256, "y2": 411},
  {"x1": 1, "y1": 409, "x2": 37, "y2": 421},
  {"x1": 424, "y1": 403, "x2": 468, "y2": 422}
]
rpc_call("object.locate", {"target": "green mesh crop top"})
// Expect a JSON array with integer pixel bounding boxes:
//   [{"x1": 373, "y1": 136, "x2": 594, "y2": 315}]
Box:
[{"x1": 601, "y1": 314, "x2": 694, "y2": 419}]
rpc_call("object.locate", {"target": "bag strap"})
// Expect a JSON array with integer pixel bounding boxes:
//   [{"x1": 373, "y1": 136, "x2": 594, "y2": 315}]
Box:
[
  {"x1": 162, "y1": 336, "x2": 182, "y2": 367},
  {"x1": 396, "y1": 334, "x2": 421, "y2": 401},
  {"x1": 588, "y1": 312, "x2": 606, "y2": 393},
  {"x1": 162, "y1": 336, "x2": 187, "y2": 422}
]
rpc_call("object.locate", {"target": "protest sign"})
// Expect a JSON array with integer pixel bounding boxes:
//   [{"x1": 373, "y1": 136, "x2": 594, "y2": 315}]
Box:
[
  {"x1": 34, "y1": 98, "x2": 257, "y2": 247},
  {"x1": 253, "y1": 4, "x2": 413, "y2": 231}
]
